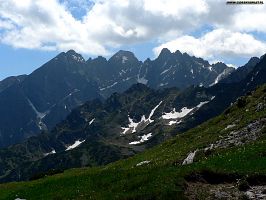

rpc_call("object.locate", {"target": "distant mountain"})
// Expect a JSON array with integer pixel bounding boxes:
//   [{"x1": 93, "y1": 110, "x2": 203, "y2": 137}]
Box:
[
  {"x1": 86, "y1": 50, "x2": 142, "y2": 97},
  {"x1": 220, "y1": 57, "x2": 260, "y2": 84},
  {"x1": 0, "y1": 49, "x2": 234, "y2": 148},
  {"x1": 0, "y1": 50, "x2": 101, "y2": 147},
  {"x1": 0, "y1": 75, "x2": 27, "y2": 93},
  {"x1": 0, "y1": 53, "x2": 264, "y2": 183},
  {"x1": 142, "y1": 49, "x2": 234, "y2": 89},
  {"x1": 86, "y1": 49, "x2": 235, "y2": 97}
]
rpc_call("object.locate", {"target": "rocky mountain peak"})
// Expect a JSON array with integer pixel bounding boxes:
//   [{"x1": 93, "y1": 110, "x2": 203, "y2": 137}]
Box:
[
  {"x1": 66, "y1": 50, "x2": 85, "y2": 63},
  {"x1": 212, "y1": 62, "x2": 231, "y2": 74},
  {"x1": 245, "y1": 57, "x2": 260, "y2": 68},
  {"x1": 158, "y1": 48, "x2": 172, "y2": 59},
  {"x1": 109, "y1": 50, "x2": 138, "y2": 64}
]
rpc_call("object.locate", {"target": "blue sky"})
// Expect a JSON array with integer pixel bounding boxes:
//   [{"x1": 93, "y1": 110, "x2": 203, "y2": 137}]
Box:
[{"x1": 0, "y1": 0, "x2": 266, "y2": 80}]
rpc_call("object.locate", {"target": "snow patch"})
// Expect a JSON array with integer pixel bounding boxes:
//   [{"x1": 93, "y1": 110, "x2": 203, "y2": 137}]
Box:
[
  {"x1": 126, "y1": 117, "x2": 140, "y2": 134},
  {"x1": 162, "y1": 107, "x2": 193, "y2": 120},
  {"x1": 210, "y1": 68, "x2": 231, "y2": 86},
  {"x1": 149, "y1": 101, "x2": 162, "y2": 122},
  {"x1": 121, "y1": 101, "x2": 162, "y2": 134},
  {"x1": 26, "y1": 98, "x2": 49, "y2": 131},
  {"x1": 122, "y1": 56, "x2": 128, "y2": 64},
  {"x1": 136, "y1": 160, "x2": 151, "y2": 166},
  {"x1": 100, "y1": 82, "x2": 118, "y2": 91},
  {"x1": 160, "y1": 66, "x2": 172, "y2": 75},
  {"x1": 129, "y1": 133, "x2": 152, "y2": 145},
  {"x1": 196, "y1": 101, "x2": 209, "y2": 108},
  {"x1": 163, "y1": 99, "x2": 214, "y2": 125},
  {"x1": 89, "y1": 118, "x2": 95, "y2": 125},
  {"x1": 137, "y1": 77, "x2": 148, "y2": 85},
  {"x1": 65, "y1": 140, "x2": 85, "y2": 151},
  {"x1": 44, "y1": 149, "x2": 56, "y2": 156},
  {"x1": 182, "y1": 149, "x2": 198, "y2": 165},
  {"x1": 121, "y1": 127, "x2": 130, "y2": 135},
  {"x1": 168, "y1": 120, "x2": 182, "y2": 126},
  {"x1": 159, "y1": 82, "x2": 168, "y2": 87},
  {"x1": 72, "y1": 55, "x2": 85, "y2": 63}
]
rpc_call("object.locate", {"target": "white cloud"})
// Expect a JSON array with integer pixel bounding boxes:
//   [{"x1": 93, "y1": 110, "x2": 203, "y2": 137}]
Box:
[
  {"x1": 0, "y1": 20, "x2": 14, "y2": 29},
  {"x1": 0, "y1": 0, "x2": 109, "y2": 55},
  {"x1": 227, "y1": 64, "x2": 237, "y2": 69},
  {"x1": 153, "y1": 29, "x2": 266, "y2": 62},
  {"x1": 0, "y1": 0, "x2": 265, "y2": 58},
  {"x1": 0, "y1": 0, "x2": 209, "y2": 55},
  {"x1": 218, "y1": 1, "x2": 266, "y2": 33}
]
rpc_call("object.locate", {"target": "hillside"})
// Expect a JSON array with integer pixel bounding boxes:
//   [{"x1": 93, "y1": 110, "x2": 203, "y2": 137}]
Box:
[{"x1": 0, "y1": 83, "x2": 265, "y2": 199}]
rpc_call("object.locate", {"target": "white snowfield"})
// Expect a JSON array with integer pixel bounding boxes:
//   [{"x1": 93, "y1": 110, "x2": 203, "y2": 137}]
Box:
[
  {"x1": 162, "y1": 107, "x2": 192, "y2": 120},
  {"x1": 121, "y1": 101, "x2": 162, "y2": 134},
  {"x1": 129, "y1": 133, "x2": 153, "y2": 145},
  {"x1": 162, "y1": 97, "x2": 215, "y2": 125},
  {"x1": 65, "y1": 140, "x2": 85, "y2": 151}
]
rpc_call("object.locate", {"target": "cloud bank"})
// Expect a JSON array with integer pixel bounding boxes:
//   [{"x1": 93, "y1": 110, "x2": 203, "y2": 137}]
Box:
[
  {"x1": 153, "y1": 29, "x2": 266, "y2": 62},
  {"x1": 0, "y1": 0, "x2": 265, "y2": 61}
]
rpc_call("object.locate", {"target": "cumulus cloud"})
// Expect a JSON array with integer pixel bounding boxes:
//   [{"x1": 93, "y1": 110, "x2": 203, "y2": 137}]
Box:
[
  {"x1": 0, "y1": 0, "x2": 265, "y2": 59},
  {"x1": 0, "y1": 0, "x2": 209, "y2": 55},
  {"x1": 153, "y1": 29, "x2": 266, "y2": 62},
  {"x1": 0, "y1": 0, "x2": 108, "y2": 55}
]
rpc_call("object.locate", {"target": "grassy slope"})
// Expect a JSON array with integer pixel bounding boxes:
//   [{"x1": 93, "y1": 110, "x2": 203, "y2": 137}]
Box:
[{"x1": 0, "y1": 85, "x2": 265, "y2": 200}]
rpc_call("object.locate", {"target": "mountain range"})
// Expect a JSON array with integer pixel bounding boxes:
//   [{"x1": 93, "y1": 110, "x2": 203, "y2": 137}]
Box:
[
  {"x1": 1, "y1": 75, "x2": 265, "y2": 200},
  {"x1": 0, "y1": 50, "x2": 264, "y2": 183},
  {"x1": 0, "y1": 49, "x2": 237, "y2": 148}
]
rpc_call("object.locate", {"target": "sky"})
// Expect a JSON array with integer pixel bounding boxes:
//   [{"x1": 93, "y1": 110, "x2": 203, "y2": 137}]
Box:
[{"x1": 0, "y1": 0, "x2": 266, "y2": 80}]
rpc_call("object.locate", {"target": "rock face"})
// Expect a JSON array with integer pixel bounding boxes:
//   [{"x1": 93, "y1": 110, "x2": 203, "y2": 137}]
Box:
[
  {"x1": 0, "y1": 50, "x2": 101, "y2": 147},
  {"x1": 182, "y1": 118, "x2": 266, "y2": 166},
  {"x1": 0, "y1": 75, "x2": 27, "y2": 93},
  {"x1": 182, "y1": 150, "x2": 198, "y2": 165},
  {"x1": 220, "y1": 57, "x2": 260, "y2": 84},
  {"x1": 0, "y1": 49, "x2": 235, "y2": 148},
  {"x1": 185, "y1": 182, "x2": 266, "y2": 200},
  {"x1": 210, "y1": 118, "x2": 266, "y2": 149}
]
